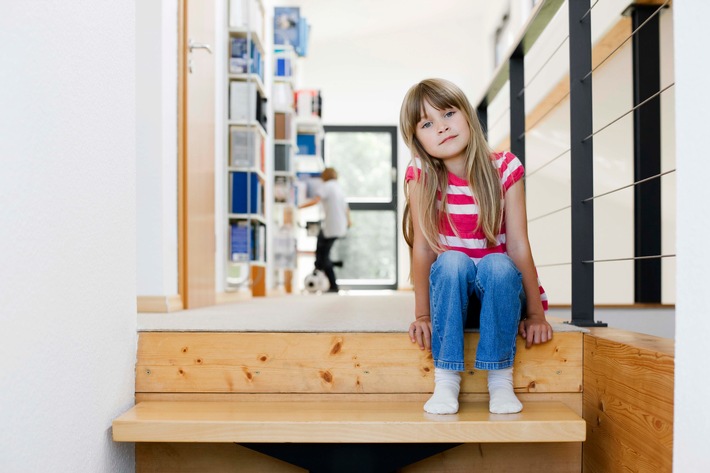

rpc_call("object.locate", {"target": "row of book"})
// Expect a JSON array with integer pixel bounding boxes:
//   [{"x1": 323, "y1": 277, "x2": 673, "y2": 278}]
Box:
[
  {"x1": 230, "y1": 171, "x2": 263, "y2": 215},
  {"x1": 229, "y1": 81, "x2": 268, "y2": 130},
  {"x1": 273, "y1": 175, "x2": 313, "y2": 206},
  {"x1": 274, "y1": 50, "x2": 294, "y2": 78},
  {"x1": 296, "y1": 89, "x2": 322, "y2": 118},
  {"x1": 273, "y1": 82, "x2": 294, "y2": 111},
  {"x1": 230, "y1": 222, "x2": 266, "y2": 263},
  {"x1": 272, "y1": 224, "x2": 297, "y2": 269},
  {"x1": 230, "y1": 126, "x2": 265, "y2": 171},
  {"x1": 230, "y1": 37, "x2": 265, "y2": 82},
  {"x1": 274, "y1": 112, "x2": 294, "y2": 141},
  {"x1": 274, "y1": 144, "x2": 294, "y2": 173},
  {"x1": 296, "y1": 133, "x2": 319, "y2": 156}
]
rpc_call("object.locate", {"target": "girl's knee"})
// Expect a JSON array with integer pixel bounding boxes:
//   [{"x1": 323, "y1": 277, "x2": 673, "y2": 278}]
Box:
[
  {"x1": 430, "y1": 251, "x2": 475, "y2": 283},
  {"x1": 477, "y1": 254, "x2": 520, "y2": 283},
  {"x1": 434, "y1": 251, "x2": 473, "y2": 272}
]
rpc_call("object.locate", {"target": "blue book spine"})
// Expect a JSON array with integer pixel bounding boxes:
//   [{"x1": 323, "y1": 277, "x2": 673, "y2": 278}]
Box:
[
  {"x1": 231, "y1": 172, "x2": 261, "y2": 214},
  {"x1": 296, "y1": 18, "x2": 309, "y2": 56},
  {"x1": 296, "y1": 134, "x2": 316, "y2": 155},
  {"x1": 274, "y1": 7, "x2": 300, "y2": 47},
  {"x1": 276, "y1": 57, "x2": 292, "y2": 77},
  {"x1": 230, "y1": 225, "x2": 249, "y2": 261},
  {"x1": 230, "y1": 37, "x2": 248, "y2": 73}
]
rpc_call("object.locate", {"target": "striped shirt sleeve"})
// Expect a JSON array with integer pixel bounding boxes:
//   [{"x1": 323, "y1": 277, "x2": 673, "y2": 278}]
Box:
[
  {"x1": 497, "y1": 152, "x2": 525, "y2": 193},
  {"x1": 404, "y1": 159, "x2": 422, "y2": 183}
]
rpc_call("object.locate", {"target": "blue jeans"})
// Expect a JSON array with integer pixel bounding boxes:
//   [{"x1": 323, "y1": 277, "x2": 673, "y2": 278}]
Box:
[{"x1": 429, "y1": 251, "x2": 523, "y2": 371}]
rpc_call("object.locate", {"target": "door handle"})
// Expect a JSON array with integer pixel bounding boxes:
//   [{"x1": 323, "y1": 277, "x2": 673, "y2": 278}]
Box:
[{"x1": 188, "y1": 38, "x2": 212, "y2": 54}]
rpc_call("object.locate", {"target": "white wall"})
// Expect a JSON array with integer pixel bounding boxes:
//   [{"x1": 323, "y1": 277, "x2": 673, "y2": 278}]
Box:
[
  {"x1": 0, "y1": 2, "x2": 136, "y2": 472},
  {"x1": 674, "y1": 0, "x2": 710, "y2": 469},
  {"x1": 136, "y1": 0, "x2": 179, "y2": 297}
]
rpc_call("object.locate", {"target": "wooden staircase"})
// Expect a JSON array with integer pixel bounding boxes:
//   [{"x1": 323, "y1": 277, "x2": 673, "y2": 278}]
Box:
[{"x1": 114, "y1": 330, "x2": 586, "y2": 472}]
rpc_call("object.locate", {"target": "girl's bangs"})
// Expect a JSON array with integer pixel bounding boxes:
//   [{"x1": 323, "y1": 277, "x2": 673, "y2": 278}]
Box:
[{"x1": 419, "y1": 83, "x2": 457, "y2": 114}]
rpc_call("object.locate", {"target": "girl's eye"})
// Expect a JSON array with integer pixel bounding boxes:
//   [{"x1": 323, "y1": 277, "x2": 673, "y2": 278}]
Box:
[
  {"x1": 421, "y1": 122, "x2": 432, "y2": 129},
  {"x1": 445, "y1": 111, "x2": 455, "y2": 118}
]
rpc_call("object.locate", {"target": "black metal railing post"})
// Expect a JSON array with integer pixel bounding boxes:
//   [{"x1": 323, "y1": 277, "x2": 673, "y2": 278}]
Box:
[
  {"x1": 509, "y1": 53, "x2": 526, "y2": 167},
  {"x1": 477, "y1": 105, "x2": 488, "y2": 141},
  {"x1": 630, "y1": 5, "x2": 662, "y2": 303},
  {"x1": 569, "y1": 0, "x2": 601, "y2": 326}
]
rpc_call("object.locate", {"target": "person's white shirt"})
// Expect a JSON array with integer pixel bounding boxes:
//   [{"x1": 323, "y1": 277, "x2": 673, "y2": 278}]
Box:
[{"x1": 317, "y1": 180, "x2": 348, "y2": 238}]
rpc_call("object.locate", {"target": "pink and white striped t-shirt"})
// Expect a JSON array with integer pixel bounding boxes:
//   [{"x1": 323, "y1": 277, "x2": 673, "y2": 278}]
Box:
[{"x1": 405, "y1": 151, "x2": 548, "y2": 311}]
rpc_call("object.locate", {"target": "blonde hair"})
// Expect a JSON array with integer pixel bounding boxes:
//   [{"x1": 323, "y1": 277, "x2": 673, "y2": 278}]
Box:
[
  {"x1": 400, "y1": 78, "x2": 502, "y2": 253},
  {"x1": 321, "y1": 167, "x2": 338, "y2": 181}
]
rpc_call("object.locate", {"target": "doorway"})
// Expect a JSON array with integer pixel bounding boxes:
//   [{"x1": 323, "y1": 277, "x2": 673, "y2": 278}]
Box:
[{"x1": 323, "y1": 126, "x2": 398, "y2": 290}]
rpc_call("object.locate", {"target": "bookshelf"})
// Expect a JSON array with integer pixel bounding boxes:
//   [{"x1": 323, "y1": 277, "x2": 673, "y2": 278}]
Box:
[
  {"x1": 271, "y1": 6, "x2": 319, "y2": 294},
  {"x1": 225, "y1": 0, "x2": 269, "y2": 297},
  {"x1": 293, "y1": 89, "x2": 325, "y2": 291},
  {"x1": 271, "y1": 45, "x2": 298, "y2": 293}
]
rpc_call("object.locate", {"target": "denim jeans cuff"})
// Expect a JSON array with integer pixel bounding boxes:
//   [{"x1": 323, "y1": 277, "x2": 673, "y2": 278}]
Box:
[
  {"x1": 474, "y1": 359, "x2": 514, "y2": 370},
  {"x1": 434, "y1": 360, "x2": 465, "y2": 372}
]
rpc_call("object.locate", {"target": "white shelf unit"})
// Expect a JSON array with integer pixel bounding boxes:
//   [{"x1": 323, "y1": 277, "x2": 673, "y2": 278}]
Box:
[
  {"x1": 224, "y1": 0, "x2": 270, "y2": 296},
  {"x1": 271, "y1": 44, "x2": 300, "y2": 292}
]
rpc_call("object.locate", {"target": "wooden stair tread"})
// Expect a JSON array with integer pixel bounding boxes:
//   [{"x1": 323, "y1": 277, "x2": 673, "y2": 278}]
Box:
[{"x1": 113, "y1": 400, "x2": 585, "y2": 443}]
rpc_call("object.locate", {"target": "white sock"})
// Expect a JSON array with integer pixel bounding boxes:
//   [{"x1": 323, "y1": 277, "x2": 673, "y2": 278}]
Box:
[
  {"x1": 487, "y1": 367, "x2": 523, "y2": 414},
  {"x1": 424, "y1": 368, "x2": 461, "y2": 414}
]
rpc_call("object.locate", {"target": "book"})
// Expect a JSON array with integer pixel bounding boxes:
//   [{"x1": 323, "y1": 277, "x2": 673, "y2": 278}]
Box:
[
  {"x1": 230, "y1": 81, "x2": 257, "y2": 122},
  {"x1": 297, "y1": 133, "x2": 317, "y2": 155},
  {"x1": 274, "y1": 175, "x2": 289, "y2": 203},
  {"x1": 272, "y1": 82, "x2": 294, "y2": 110},
  {"x1": 296, "y1": 17, "x2": 310, "y2": 57},
  {"x1": 274, "y1": 144, "x2": 292, "y2": 172},
  {"x1": 273, "y1": 225, "x2": 297, "y2": 269},
  {"x1": 274, "y1": 7, "x2": 300, "y2": 48},
  {"x1": 295, "y1": 89, "x2": 321, "y2": 118},
  {"x1": 230, "y1": 37, "x2": 248, "y2": 73},
  {"x1": 230, "y1": 223, "x2": 250, "y2": 262},
  {"x1": 231, "y1": 171, "x2": 262, "y2": 215},
  {"x1": 229, "y1": 38, "x2": 264, "y2": 81},
  {"x1": 256, "y1": 224, "x2": 266, "y2": 262},
  {"x1": 274, "y1": 112, "x2": 293, "y2": 140},
  {"x1": 230, "y1": 126, "x2": 263, "y2": 168},
  {"x1": 257, "y1": 94, "x2": 268, "y2": 130}
]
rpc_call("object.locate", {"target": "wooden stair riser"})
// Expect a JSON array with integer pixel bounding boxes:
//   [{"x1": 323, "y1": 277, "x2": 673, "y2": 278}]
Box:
[{"x1": 136, "y1": 332, "x2": 583, "y2": 394}]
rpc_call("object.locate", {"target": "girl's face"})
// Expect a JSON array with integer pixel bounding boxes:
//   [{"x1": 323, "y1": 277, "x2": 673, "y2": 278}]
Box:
[{"x1": 415, "y1": 99, "x2": 470, "y2": 170}]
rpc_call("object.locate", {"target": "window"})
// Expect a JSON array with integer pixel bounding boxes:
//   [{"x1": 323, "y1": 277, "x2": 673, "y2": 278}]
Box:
[{"x1": 323, "y1": 126, "x2": 398, "y2": 289}]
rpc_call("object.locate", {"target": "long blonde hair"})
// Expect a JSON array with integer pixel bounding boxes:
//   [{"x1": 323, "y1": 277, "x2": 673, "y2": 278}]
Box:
[{"x1": 400, "y1": 78, "x2": 502, "y2": 253}]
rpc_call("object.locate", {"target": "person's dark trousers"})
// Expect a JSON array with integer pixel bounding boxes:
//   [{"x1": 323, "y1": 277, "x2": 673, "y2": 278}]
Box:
[{"x1": 315, "y1": 230, "x2": 338, "y2": 291}]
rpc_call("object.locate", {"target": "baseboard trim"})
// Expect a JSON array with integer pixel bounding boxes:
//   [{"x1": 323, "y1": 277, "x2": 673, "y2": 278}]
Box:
[{"x1": 137, "y1": 295, "x2": 184, "y2": 313}]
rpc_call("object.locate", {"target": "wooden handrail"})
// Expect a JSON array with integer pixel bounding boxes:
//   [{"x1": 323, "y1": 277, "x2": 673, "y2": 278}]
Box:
[{"x1": 476, "y1": 0, "x2": 565, "y2": 108}]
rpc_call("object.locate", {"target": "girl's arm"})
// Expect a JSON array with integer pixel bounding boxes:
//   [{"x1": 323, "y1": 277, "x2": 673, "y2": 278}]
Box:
[
  {"x1": 408, "y1": 181, "x2": 437, "y2": 350},
  {"x1": 504, "y1": 180, "x2": 553, "y2": 348}
]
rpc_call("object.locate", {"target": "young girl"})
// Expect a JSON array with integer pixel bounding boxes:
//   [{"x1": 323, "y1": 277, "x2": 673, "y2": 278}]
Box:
[{"x1": 400, "y1": 78, "x2": 552, "y2": 415}]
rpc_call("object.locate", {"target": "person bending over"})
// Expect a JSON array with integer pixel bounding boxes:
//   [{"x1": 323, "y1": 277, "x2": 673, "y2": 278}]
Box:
[{"x1": 299, "y1": 167, "x2": 351, "y2": 293}]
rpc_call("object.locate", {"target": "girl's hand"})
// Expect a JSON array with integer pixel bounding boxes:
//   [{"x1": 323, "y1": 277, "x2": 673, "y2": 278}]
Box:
[
  {"x1": 409, "y1": 316, "x2": 432, "y2": 351},
  {"x1": 518, "y1": 315, "x2": 553, "y2": 348}
]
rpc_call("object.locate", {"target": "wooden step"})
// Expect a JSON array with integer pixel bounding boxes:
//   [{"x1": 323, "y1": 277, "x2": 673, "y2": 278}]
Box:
[
  {"x1": 124, "y1": 329, "x2": 586, "y2": 470},
  {"x1": 113, "y1": 400, "x2": 585, "y2": 444},
  {"x1": 135, "y1": 332, "x2": 583, "y2": 394}
]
